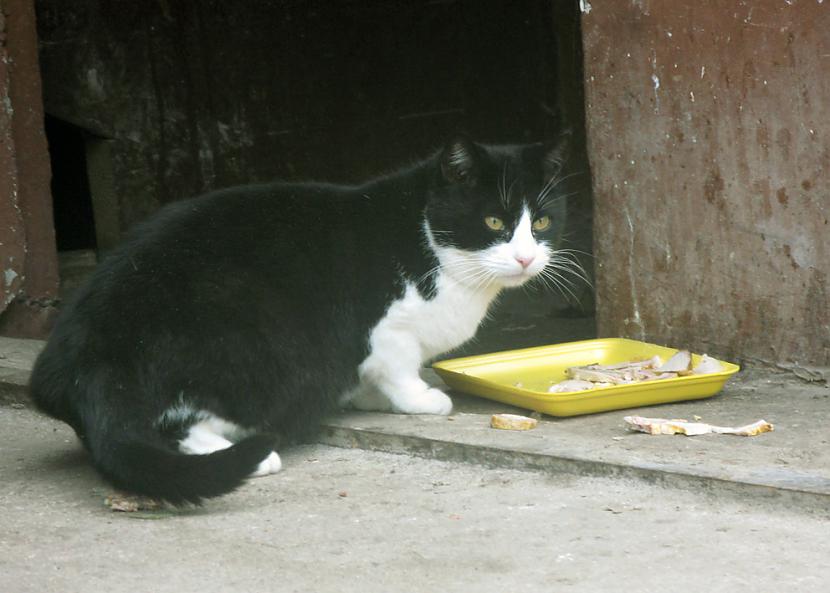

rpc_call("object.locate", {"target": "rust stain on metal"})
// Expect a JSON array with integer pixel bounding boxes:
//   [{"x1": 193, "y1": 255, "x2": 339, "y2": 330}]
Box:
[{"x1": 583, "y1": 1, "x2": 830, "y2": 367}]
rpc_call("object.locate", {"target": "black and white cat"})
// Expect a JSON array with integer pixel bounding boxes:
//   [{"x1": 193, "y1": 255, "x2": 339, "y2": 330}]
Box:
[{"x1": 30, "y1": 134, "x2": 580, "y2": 504}]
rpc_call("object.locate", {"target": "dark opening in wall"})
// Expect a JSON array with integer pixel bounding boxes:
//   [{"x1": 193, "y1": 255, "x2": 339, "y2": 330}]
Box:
[
  {"x1": 36, "y1": 0, "x2": 595, "y2": 347},
  {"x1": 44, "y1": 114, "x2": 97, "y2": 251}
]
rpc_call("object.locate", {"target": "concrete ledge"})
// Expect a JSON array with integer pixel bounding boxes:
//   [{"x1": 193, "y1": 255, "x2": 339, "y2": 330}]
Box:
[
  {"x1": 3, "y1": 336, "x2": 828, "y2": 512},
  {"x1": 0, "y1": 336, "x2": 42, "y2": 404},
  {"x1": 0, "y1": 367, "x2": 29, "y2": 404},
  {"x1": 320, "y1": 410, "x2": 830, "y2": 513},
  {"x1": 320, "y1": 367, "x2": 829, "y2": 513}
]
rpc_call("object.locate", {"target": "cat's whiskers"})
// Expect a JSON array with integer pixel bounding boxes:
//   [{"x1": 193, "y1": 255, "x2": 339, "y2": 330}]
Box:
[
  {"x1": 547, "y1": 169, "x2": 585, "y2": 193},
  {"x1": 416, "y1": 263, "x2": 443, "y2": 288},
  {"x1": 554, "y1": 247, "x2": 593, "y2": 258},
  {"x1": 544, "y1": 265, "x2": 579, "y2": 291},
  {"x1": 536, "y1": 170, "x2": 585, "y2": 208},
  {"x1": 474, "y1": 264, "x2": 500, "y2": 291},
  {"x1": 548, "y1": 254, "x2": 589, "y2": 275},
  {"x1": 445, "y1": 255, "x2": 502, "y2": 292},
  {"x1": 506, "y1": 177, "x2": 519, "y2": 207},
  {"x1": 530, "y1": 247, "x2": 593, "y2": 304},
  {"x1": 437, "y1": 257, "x2": 478, "y2": 273},
  {"x1": 499, "y1": 162, "x2": 510, "y2": 209},
  {"x1": 538, "y1": 190, "x2": 580, "y2": 210},
  {"x1": 452, "y1": 262, "x2": 498, "y2": 292},
  {"x1": 546, "y1": 265, "x2": 591, "y2": 295},
  {"x1": 474, "y1": 271, "x2": 499, "y2": 294},
  {"x1": 536, "y1": 267, "x2": 581, "y2": 304},
  {"x1": 536, "y1": 173, "x2": 559, "y2": 207},
  {"x1": 417, "y1": 255, "x2": 488, "y2": 293},
  {"x1": 548, "y1": 251, "x2": 593, "y2": 287}
]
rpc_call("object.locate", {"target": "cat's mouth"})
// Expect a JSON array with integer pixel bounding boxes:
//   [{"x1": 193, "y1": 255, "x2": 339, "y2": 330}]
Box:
[{"x1": 497, "y1": 267, "x2": 542, "y2": 287}]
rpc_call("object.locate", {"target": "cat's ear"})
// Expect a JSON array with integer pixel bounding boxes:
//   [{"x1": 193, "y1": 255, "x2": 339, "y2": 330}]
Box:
[
  {"x1": 440, "y1": 135, "x2": 480, "y2": 184},
  {"x1": 543, "y1": 129, "x2": 573, "y2": 179}
]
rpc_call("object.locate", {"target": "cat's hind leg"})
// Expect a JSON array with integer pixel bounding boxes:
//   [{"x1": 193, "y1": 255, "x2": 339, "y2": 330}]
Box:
[{"x1": 178, "y1": 415, "x2": 282, "y2": 477}]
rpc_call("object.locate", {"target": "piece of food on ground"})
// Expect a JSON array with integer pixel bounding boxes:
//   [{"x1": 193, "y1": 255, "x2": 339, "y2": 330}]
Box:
[
  {"x1": 490, "y1": 413, "x2": 539, "y2": 430},
  {"x1": 105, "y1": 492, "x2": 165, "y2": 512},
  {"x1": 623, "y1": 415, "x2": 773, "y2": 436}
]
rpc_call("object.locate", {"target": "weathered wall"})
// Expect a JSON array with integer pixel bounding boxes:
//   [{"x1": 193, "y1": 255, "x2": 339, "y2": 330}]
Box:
[
  {"x1": 0, "y1": 0, "x2": 59, "y2": 337},
  {"x1": 36, "y1": 0, "x2": 569, "y2": 237},
  {"x1": 0, "y1": 6, "x2": 28, "y2": 311},
  {"x1": 31, "y1": 0, "x2": 595, "y2": 349},
  {"x1": 582, "y1": 0, "x2": 829, "y2": 369}
]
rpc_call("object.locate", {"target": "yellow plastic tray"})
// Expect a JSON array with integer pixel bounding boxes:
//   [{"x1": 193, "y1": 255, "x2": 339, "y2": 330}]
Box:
[{"x1": 432, "y1": 338, "x2": 740, "y2": 417}]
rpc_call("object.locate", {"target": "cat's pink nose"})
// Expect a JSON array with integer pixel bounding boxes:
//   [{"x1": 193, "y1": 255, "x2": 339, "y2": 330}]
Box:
[{"x1": 515, "y1": 255, "x2": 535, "y2": 269}]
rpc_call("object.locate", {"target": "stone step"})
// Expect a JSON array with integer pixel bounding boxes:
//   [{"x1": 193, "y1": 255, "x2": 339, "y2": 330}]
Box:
[{"x1": 3, "y1": 336, "x2": 828, "y2": 513}]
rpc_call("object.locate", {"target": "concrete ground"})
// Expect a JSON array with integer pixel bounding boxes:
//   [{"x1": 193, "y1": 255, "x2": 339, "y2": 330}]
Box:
[
  {"x1": 324, "y1": 369, "x2": 830, "y2": 508},
  {"x1": 1, "y1": 337, "x2": 829, "y2": 592}
]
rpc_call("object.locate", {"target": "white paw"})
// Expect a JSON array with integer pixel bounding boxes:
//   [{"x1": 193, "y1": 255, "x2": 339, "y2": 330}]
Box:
[
  {"x1": 393, "y1": 387, "x2": 453, "y2": 416},
  {"x1": 250, "y1": 451, "x2": 282, "y2": 478}
]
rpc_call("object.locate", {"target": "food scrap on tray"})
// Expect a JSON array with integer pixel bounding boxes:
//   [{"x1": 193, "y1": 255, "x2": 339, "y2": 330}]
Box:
[
  {"x1": 548, "y1": 350, "x2": 723, "y2": 393},
  {"x1": 623, "y1": 415, "x2": 773, "y2": 436}
]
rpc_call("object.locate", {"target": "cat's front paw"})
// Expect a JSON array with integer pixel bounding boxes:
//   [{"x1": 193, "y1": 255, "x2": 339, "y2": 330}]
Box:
[{"x1": 393, "y1": 387, "x2": 453, "y2": 416}]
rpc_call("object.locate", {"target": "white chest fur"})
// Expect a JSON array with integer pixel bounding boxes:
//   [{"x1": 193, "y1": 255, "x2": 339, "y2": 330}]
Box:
[
  {"x1": 374, "y1": 274, "x2": 499, "y2": 363},
  {"x1": 348, "y1": 213, "x2": 546, "y2": 416},
  {"x1": 347, "y1": 274, "x2": 500, "y2": 415}
]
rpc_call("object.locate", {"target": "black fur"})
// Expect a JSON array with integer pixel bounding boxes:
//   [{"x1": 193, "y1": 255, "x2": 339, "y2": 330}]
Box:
[{"x1": 29, "y1": 136, "x2": 572, "y2": 504}]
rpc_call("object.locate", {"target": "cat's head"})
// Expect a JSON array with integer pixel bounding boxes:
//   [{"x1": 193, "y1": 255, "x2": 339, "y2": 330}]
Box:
[{"x1": 424, "y1": 134, "x2": 576, "y2": 290}]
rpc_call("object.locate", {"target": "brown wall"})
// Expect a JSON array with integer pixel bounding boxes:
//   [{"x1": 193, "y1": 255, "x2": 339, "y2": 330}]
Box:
[
  {"x1": 583, "y1": 0, "x2": 830, "y2": 366},
  {"x1": 0, "y1": 0, "x2": 59, "y2": 337},
  {"x1": 583, "y1": 0, "x2": 829, "y2": 370}
]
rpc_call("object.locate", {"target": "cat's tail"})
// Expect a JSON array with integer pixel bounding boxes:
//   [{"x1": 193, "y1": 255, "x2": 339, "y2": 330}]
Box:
[
  {"x1": 29, "y1": 337, "x2": 277, "y2": 505},
  {"x1": 88, "y1": 432, "x2": 278, "y2": 505}
]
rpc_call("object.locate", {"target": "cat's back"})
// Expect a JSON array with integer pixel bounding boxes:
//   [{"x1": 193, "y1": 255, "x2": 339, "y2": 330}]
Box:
[
  {"x1": 42, "y1": 172, "x2": 426, "y2": 353},
  {"x1": 49, "y1": 177, "x2": 414, "y2": 344},
  {"x1": 130, "y1": 180, "x2": 368, "y2": 247},
  {"x1": 90, "y1": 179, "x2": 372, "y2": 277}
]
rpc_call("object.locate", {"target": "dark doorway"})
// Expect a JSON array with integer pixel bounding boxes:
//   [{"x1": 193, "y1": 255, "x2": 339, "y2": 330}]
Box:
[
  {"x1": 35, "y1": 0, "x2": 595, "y2": 348},
  {"x1": 44, "y1": 114, "x2": 97, "y2": 252}
]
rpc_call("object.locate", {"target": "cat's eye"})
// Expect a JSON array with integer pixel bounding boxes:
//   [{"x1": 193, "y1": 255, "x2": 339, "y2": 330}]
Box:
[
  {"x1": 532, "y1": 216, "x2": 551, "y2": 232},
  {"x1": 484, "y1": 216, "x2": 505, "y2": 231}
]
